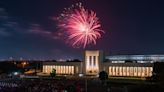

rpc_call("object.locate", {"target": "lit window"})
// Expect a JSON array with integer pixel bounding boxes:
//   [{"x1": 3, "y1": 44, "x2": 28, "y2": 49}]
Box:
[
  {"x1": 89, "y1": 56, "x2": 92, "y2": 66},
  {"x1": 93, "y1": 56, "x2": 96, "y2": 66},
  {"x1": 69, "y1": 66, "x2": 71, "y2": 74},
  {"x1": 65, "y1": 66, "x2": 68, "y2": 74}
]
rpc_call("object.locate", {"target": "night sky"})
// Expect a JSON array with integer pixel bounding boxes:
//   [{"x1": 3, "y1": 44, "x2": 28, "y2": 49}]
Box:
[{"x1": 0, "y1": 0, "x2": 164, "y2": 60}]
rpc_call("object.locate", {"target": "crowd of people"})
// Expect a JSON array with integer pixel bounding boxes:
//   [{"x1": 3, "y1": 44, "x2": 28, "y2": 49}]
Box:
[{"x1": 0, "y1": 78, "x2": 85, "y2": 92}]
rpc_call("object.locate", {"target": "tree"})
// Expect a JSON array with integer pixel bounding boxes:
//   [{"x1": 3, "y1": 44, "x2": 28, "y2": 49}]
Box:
[
  {"x1": 152, "y1": 62, "x2": 164, "y2": 83},
  {"x1": 50, "y1": 68, "x2": 56, "y2": 78},
  {"x1": 99, "y1": 71, "x2": 108, "y2": 85}
]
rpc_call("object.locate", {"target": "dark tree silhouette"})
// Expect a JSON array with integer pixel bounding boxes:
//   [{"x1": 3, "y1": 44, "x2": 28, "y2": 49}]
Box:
[
  {"x1": 50, "y1": 68, "x2": 56, "y2": 78},
  {"x1": 99, "y1": 71, "x2": 108, "y2": 85},
  {"x1": 152, "y1": 62, "x2": 164, "y2": 82}
]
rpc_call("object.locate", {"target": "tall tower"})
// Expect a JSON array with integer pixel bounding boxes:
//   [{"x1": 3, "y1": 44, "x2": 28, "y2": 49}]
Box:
[{"x1": 84, "y1": 50, "x2": 103, "y2": 75}]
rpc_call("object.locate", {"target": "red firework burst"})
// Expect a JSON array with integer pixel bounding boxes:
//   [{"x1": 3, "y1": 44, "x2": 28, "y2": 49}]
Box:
[{"x1": 56, "y1": 3, "x2": 104, "y2": 48}]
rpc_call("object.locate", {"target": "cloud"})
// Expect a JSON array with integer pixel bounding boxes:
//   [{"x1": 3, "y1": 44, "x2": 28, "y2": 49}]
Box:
[
  {"x1": 0, "y1": 7, "x2": 62, "y2": 40},
  {"x1": 0, "y1": 8, "x2": 54, "y2": 38},
  {"x1": 0, "y1": 28, "x2": 11, "y2": 37},
  {"x1": 0, "y1": 8, "x2": 21, "y2": 36},
  {"x1": 28, "y1": 24, "x2": 51, "y2": 35},
  {"x1": 52, "y1": 32, "x2": 63, "y2": 40},
  {"x1": 0, "y1": 8, "x2": 9, "y2": 20},
  {"x1": 3, "y1": 21, "x2": 18, "y2": 28},
  {"x1": 27, "y1": 23, "x2": 63, "y2": 40}
]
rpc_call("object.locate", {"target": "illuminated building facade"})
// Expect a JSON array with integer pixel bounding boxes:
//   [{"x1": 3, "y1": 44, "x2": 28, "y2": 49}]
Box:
[
  {"x1": 42, "y1": 50, "x2": 164, "y2": 78},
  {"x1": 43, "y1": 62, "x2": 83, "y2": 75},
  {"x1": 84, "y1": 50, "x2": 103, "y2": 75}
]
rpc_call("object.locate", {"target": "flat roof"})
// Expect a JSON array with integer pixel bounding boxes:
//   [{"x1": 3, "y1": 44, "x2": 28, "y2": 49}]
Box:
[{"x1": 106, "y1": 55, "x2": 164, "y2": 61}]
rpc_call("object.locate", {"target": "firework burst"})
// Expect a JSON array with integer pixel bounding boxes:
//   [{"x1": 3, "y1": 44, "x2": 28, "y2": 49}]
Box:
[{"x1": 56, "y1": 3, "x2": 104, "y2": 48}]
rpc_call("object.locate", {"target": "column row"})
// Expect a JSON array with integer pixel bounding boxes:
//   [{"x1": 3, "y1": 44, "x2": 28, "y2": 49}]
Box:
[
  {"x1": 43, "y1": 65, "x2": 74, "y2": 75},
  {"x1": 108, "y1": 66, "x2": 153, "y2": 77}
]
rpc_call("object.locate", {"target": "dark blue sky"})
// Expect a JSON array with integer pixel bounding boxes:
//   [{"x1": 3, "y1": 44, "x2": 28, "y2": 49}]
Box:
[{"x1": 0, "y1": 0, "x2": 164, "y2": 60}]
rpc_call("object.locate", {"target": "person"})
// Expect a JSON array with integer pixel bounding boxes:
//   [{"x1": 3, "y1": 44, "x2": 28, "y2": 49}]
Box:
[
  {"x1": 107, "y1": 87, "x2": 110, "y2": 92},
  {"x1": 76, "y1": 84, "x2": 81, "y2": 92}
]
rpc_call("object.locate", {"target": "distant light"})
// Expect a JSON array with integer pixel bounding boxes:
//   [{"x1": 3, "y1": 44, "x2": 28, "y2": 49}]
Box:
[
  {"x1": 96, "y1": 74, "x2": 99, "y2": 77},
  {"x1": 13, "y1": 72, "x2": 19, "y2": 75},
  {"x1": 79, "y1": 73, "x2": 84, "y2": 77}
]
